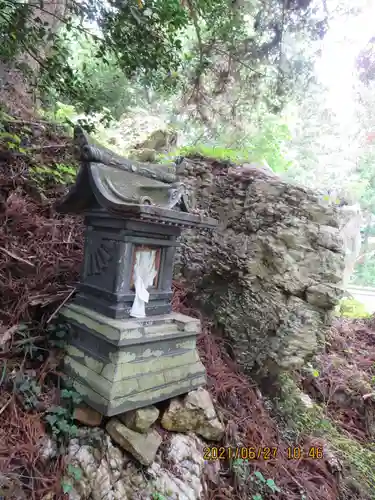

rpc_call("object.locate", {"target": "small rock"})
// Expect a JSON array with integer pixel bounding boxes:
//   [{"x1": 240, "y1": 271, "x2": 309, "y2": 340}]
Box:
[
  {"x1": 119, "y1": 405, "x2": 159, "y2": 433},
  {"x1": 161, "y1": 388, "x2": 225, "y2": 441},
  {"x1": 324, "y1": 444, "x2": 343, "y2": 475},
  {"x1": 242, "y1": 160, "x2": 275, "y2": 176},
  {"x1": 106, "y1": 418, "x2": 162, "y2": 466},
  {"x1": 129, "y1": 147, "x2": 156, "y2": 162},
  {"x1": 41, "y1": 494, "x2": 55, "y2": 500},
  {"x1": 299, "y1": 392, "x2": 314, "y2": 409},
  {"x1": 39, "y1": 436, "x2": 57, "y2": 461},
  {"x1": 74, "y1": 404, "x2": 103, "y2": 427}
]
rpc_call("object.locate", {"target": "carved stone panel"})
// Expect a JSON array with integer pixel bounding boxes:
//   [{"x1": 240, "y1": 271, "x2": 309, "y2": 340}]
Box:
[
  {"x1": 82, "y1": 229, "x2": 119, "y2": 293},
  {"x1": 86, "y1": 239, "x2": 116, "y2": 277}
]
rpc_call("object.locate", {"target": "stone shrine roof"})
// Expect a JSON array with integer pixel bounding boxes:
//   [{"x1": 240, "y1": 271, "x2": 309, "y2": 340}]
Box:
[{"x1": 55, "y1": 127, "x2": 217, "y2": 229}]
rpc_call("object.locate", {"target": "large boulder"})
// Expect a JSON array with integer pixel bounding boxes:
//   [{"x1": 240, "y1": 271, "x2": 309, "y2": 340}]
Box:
[{"x1": 175, "y1": 157, "x2": 346, "y2": 376}]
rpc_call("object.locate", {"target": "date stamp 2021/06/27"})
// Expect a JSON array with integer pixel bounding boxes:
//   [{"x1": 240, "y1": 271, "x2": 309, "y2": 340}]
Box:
[{"x1": 203, "y1": 446, "x2": 324, "y2": 461}]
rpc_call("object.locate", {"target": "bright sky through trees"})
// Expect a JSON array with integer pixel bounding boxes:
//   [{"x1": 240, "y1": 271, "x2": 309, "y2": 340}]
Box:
[{"x1": 317, "y1": 0, "x2": 375, "y2": 116}]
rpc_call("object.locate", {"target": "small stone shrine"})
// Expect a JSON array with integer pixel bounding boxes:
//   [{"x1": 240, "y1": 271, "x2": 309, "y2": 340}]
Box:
[{"x1": 55, "y1": 127, "x2": 217, "y2": 416}]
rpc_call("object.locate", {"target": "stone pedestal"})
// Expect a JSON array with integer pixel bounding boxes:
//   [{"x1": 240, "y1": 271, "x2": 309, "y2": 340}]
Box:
[{"x1": 60, "y1": 304, "x2": 206, "y2": 416}]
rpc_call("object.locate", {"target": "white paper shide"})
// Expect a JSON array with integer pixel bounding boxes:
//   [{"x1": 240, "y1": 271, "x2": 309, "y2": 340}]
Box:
[{"x1": 130, "y1": 249, "x2": 158, "y2": 318}]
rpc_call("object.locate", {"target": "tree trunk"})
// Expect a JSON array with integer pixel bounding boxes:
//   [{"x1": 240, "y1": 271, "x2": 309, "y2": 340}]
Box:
[
  {"x1": 0, "y1": 0, "x2": 68, "y2": 116},
  {"x1": 19, "y1": 0, "x2": 69, "y2": 74}
]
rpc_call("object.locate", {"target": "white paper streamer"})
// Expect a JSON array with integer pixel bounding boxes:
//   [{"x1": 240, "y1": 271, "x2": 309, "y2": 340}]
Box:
[{"x1": 130, "y1": 250, "x2": 157, "y2": 318}]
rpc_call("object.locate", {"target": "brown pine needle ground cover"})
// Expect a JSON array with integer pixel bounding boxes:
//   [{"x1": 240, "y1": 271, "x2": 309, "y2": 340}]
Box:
[
  {"x1": 0, "y1": 117, "x2": 83, "y2": 326},
  {"x1": 0, "y1": 114, "x2": 369, "y2": 500},
  {"x1": 0, "y1": 388, "x2": 65, "y2": 499},
  {"x1": 298, "y1": 318, "x2": 375, "y2": 444},
  {"x1": 0, "y1": 117, "x2": 82, "y2": 499}
]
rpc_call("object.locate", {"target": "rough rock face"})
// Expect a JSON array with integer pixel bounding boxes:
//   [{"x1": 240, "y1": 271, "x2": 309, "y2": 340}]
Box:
[
  {"x1": 176, "y1": 157, "x2": 346, "y2": 375},
  {"x1": 134, "y1": 129, "x2": 177, "y2": 151},
  {"x1": 148, "y1": 433, "x2": 206, "y2": 499},
  {"x1": 317, "y1": 190, "x2": 362, "y2": 287},
  {"x1": 64, "y1": 427, "x2": 206, "y2": 500}
]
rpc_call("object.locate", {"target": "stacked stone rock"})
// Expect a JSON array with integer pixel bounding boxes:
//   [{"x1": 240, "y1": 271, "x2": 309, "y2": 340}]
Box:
[
  {"x1": 176, "y1": 156, "x2": 346, "y2": 376},
  {"x1": 62, "y1": 388, "x2": 224, "y2": 499}
]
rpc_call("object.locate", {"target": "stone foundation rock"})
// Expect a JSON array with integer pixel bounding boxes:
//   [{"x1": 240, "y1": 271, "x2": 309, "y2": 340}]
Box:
[
  {"x1": 64, "y1": 427, "x2": 207, "y2": 499},
  {"x1": 119, "y1": 405, "x2": 159, "y2": 433},
  {"x1": 161, "y1": 388, "x2": 224, "y2": 441},
  {"x1": 106, "y1": 419, "x2": 162, "y2": 466}
]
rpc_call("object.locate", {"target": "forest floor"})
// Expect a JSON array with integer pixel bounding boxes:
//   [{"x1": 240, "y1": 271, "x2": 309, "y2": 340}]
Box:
[{"x1": 0, "y1": 108, "x2": 375, "y2": 500}]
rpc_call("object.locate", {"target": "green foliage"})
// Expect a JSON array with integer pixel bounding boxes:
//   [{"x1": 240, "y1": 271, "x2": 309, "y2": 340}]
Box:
[
  {"x1": 65, "y1": 43, "x2": 138, "y2": 120},
  {"x1": 246, "y1": 119, "x2": 292, "y2": 173},
  {"x1": 230, "y1": 457, "x2": 250, "y2": 485},
  {"x1": 61, "y1": 480, "x2": 73, "y2": 495},
  {"x1": 44, "y1": 386, "x2": 82, "y2": 445},
  {"x1": 229, "y1": 459, "x2": 281, "y2": 498},
  {"x1": 353, "y1": 258, "x2": 375, "y2": 287},
  {"x1": 151, "y1": 493, "x2": 168, "y2": 500},
  {"x1": 8, "y1": 324, "x2": 49, "y2": 409},
  {"x1": 0, "y1": 0, "x2": 329, "y2": 124},
  {"x1": 42, "y1": 344, "x2": 82, "y2": 447},
  {"x1": 46, "y1": 322, "x2": 70, "y2": 349},
  {"x1": 61, "y1": 464, "x2": 83, "y2": 495},
  {"x1": 14, "y1": 374, "x2": 42, "y2": 411},
  {"x1": 0, "y1": 0, "x2": 229, "y2": 115},
  {"x1": 67, "y1": 464, "x2": 83, "y2": 482},
  {"x1": 250, "y1": 471, "x2": 281, "y2": 498},
  {"x1": 0, "y1": 129, "x2": 27, "y2": 154},
  {"x1": 161, "y1": 144, "x2": 254, "y2": 164},
  {"x1": 158, "y1": 115, "x2": 292, "y2": 172},
  {"x1": 40, "y1": 101, "x2": 101, "y2": 134},
  {"x1": 354, "y1": 148, "x2": 375, "y2": 213},
  {"x1": 29, "y1": 162, "x2": 77, "y2": 190},
  {"x1": 46, "y1": 102, "x2": 77, "y2": 125},
  {"x1": 337, "y1": 298, "x2": 371, "y2": 319}
]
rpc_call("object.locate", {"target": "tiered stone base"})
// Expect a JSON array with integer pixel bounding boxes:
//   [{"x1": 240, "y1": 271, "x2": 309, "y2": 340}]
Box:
[{"x1": 59, "y1": 304, "x2": 206, "y2": 416}]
